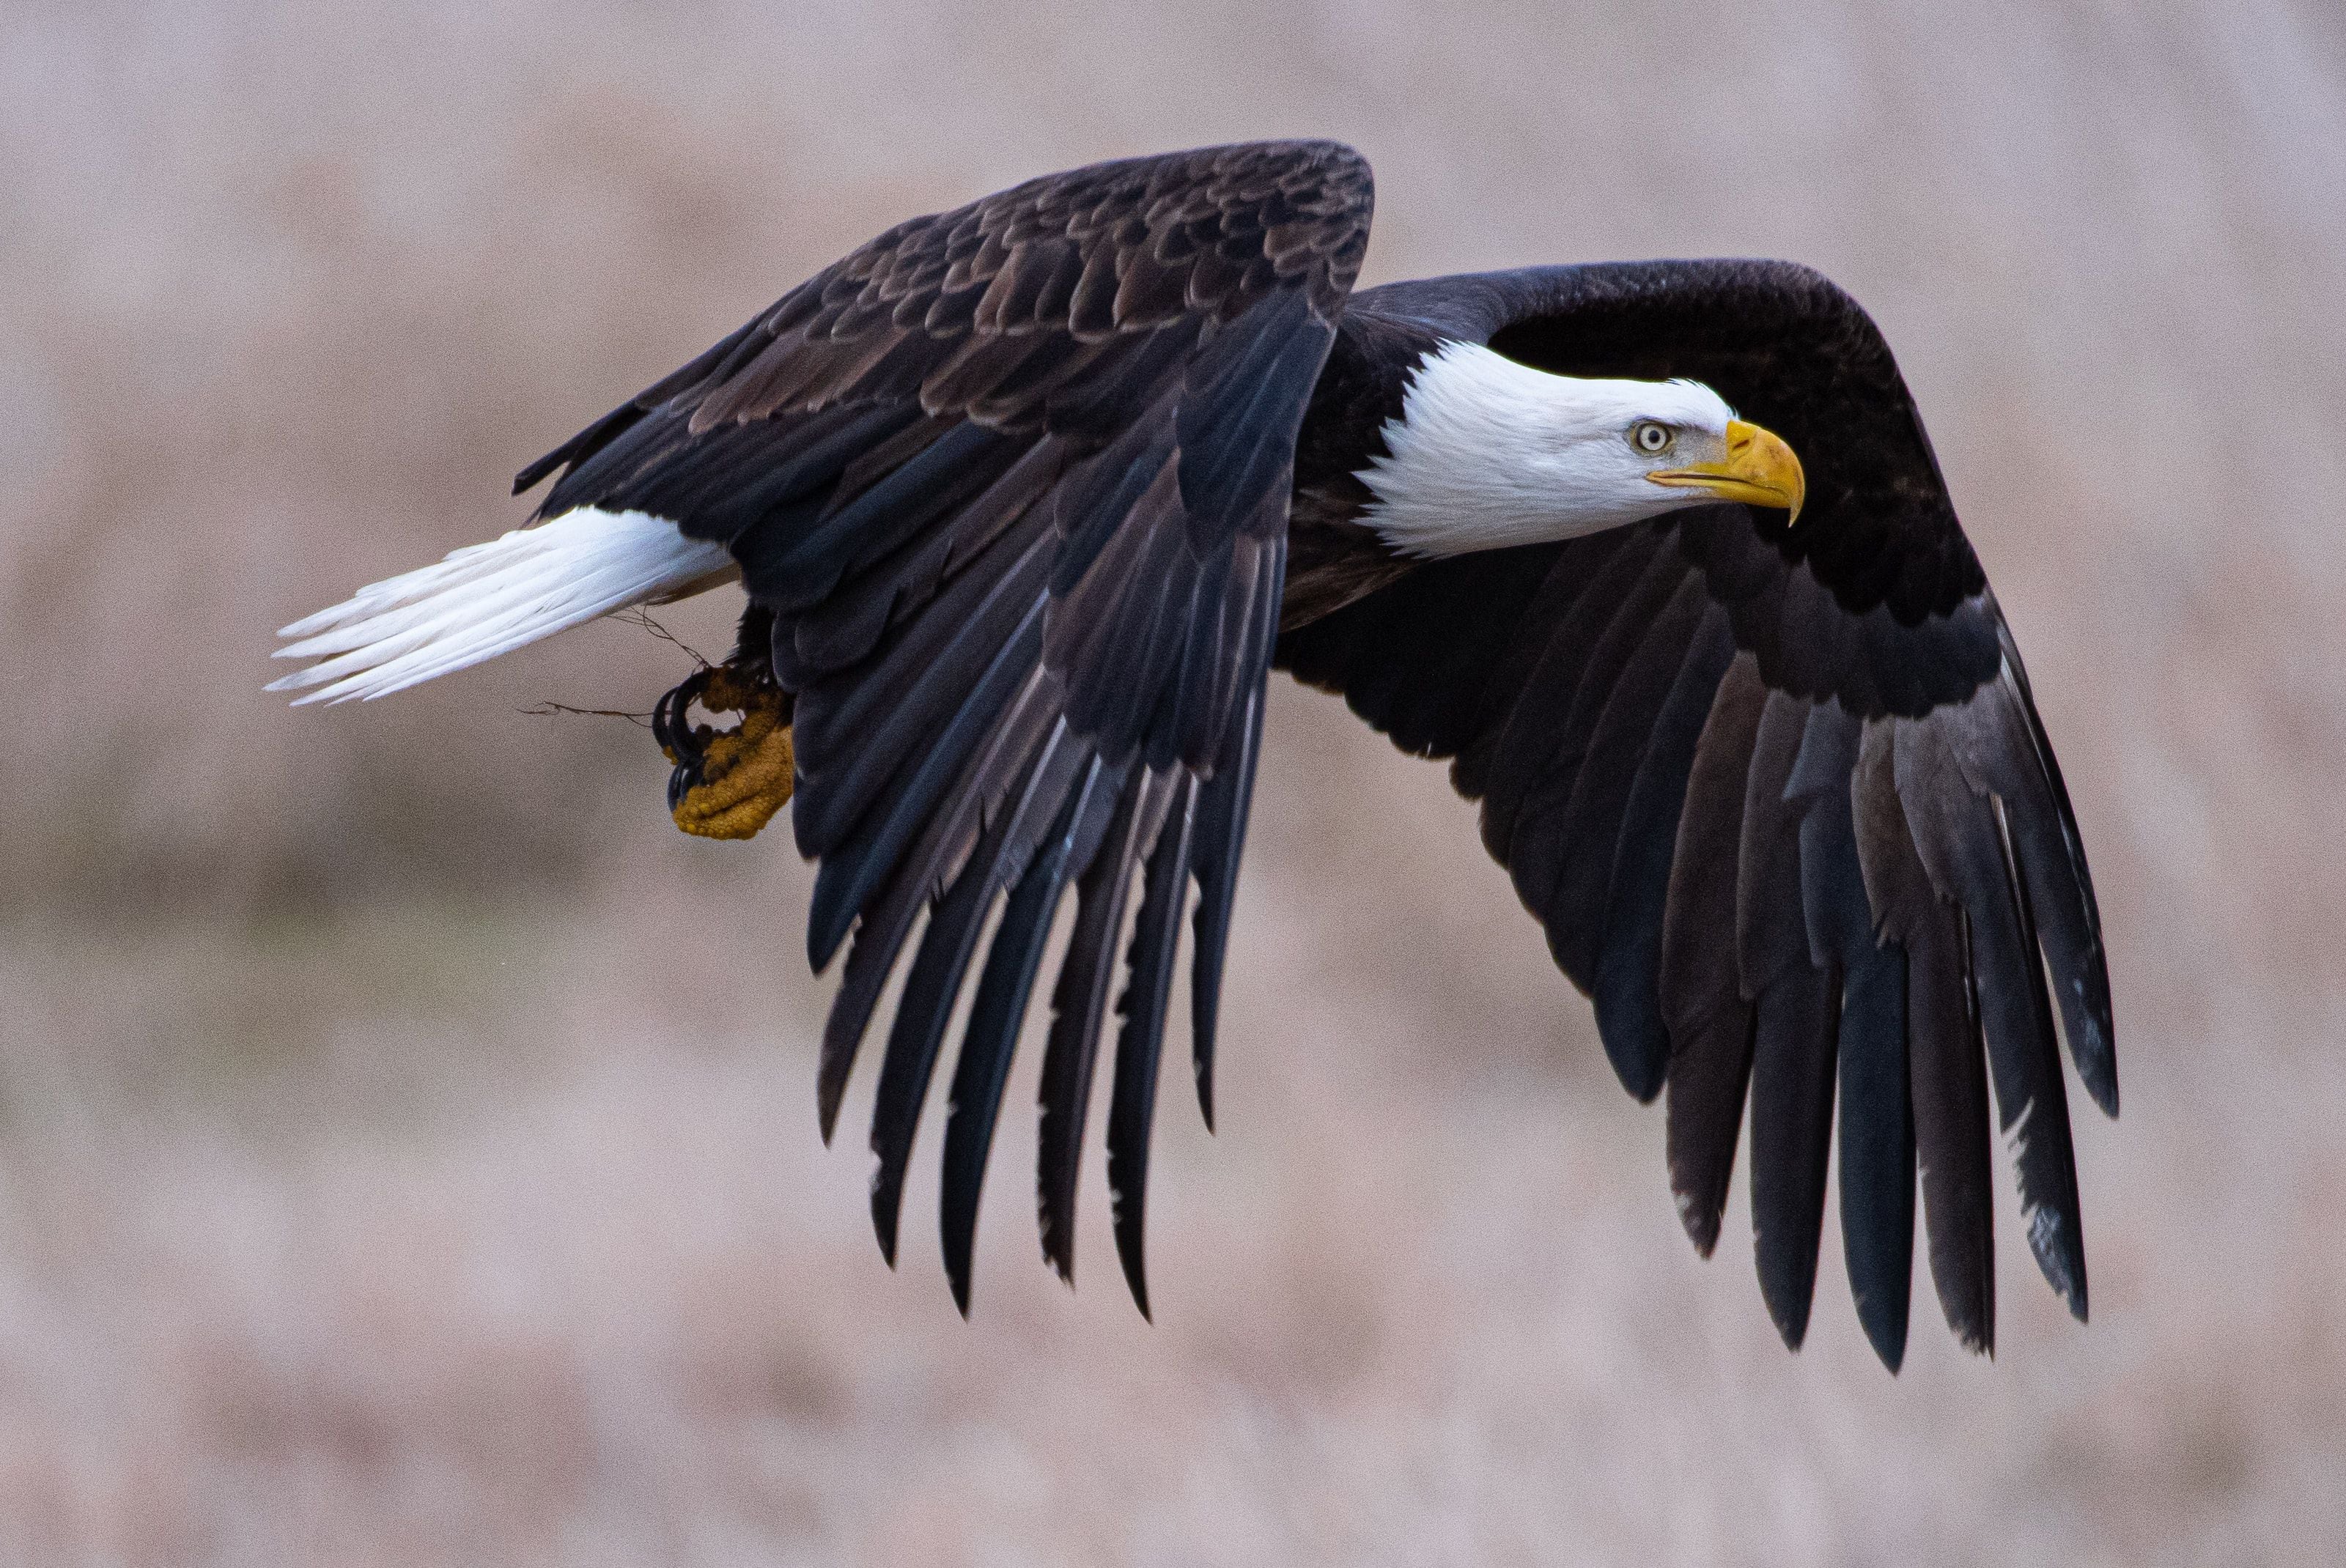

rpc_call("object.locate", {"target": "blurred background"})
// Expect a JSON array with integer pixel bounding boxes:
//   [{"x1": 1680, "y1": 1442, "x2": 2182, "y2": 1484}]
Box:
[{"x1": 4, "y1": 1, "x2": 2343, "y2": 1561}]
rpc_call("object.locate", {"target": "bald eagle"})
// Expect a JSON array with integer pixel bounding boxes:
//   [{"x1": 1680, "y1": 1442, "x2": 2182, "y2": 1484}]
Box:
[{"x1": 273, "y1": 141, "x2": 2114, "y2": 1369}]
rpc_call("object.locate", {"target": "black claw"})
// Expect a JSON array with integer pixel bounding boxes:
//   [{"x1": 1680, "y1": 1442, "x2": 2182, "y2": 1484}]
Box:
[{"x1": 654, "y1": 667, "x2": 717, "y2": 807}]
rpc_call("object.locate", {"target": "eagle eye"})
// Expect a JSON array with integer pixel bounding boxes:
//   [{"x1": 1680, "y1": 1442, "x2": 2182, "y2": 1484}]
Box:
[{"x1": 1631, "y1": 421, "x2": 1672, "y2": 454}]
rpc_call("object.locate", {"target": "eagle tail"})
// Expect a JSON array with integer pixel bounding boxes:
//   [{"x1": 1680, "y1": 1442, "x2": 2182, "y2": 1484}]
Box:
[{"x1": 268, "y1": 508, "x2": 736, "y2": 704}]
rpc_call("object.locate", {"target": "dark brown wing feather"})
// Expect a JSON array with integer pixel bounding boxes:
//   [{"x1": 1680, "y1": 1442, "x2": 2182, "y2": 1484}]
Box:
[
  {"x1": 1278, "y1": 261, "x2": 2112, "y2": 1369},
  {"x1": 517, "y1": 141, "x2": 1373, "y2": 1314}
]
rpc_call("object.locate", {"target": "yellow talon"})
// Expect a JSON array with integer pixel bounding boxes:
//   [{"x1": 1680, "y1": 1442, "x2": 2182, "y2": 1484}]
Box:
[{"x1": 661, "y1": 665, "x2": 794, "y2": 841}]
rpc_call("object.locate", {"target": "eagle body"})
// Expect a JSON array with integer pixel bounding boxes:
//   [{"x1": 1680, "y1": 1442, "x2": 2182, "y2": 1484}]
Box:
[{"x1": 273, "y1": 142, "x2": 2115, "y2": 1372}]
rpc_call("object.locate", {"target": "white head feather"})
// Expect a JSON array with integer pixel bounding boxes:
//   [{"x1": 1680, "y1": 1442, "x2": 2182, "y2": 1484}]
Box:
[{"x1": 1357, "y1": 340, "x2": 1741, "y2": 558}]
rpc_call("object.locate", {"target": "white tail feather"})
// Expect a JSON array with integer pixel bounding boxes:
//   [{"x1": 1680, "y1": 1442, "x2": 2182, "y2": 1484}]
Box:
[{"x1": 270, "y1": 508, "x2": 737, "y2": 704}]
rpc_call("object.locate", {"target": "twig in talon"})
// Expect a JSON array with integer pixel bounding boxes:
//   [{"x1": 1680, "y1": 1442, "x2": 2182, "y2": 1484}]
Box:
[
  {"x1": 613, "y1": 607, "x2": 712, "y2": 669},
  {"x1": 520, "y1": 701, "x2": 654, "y2": 728}
]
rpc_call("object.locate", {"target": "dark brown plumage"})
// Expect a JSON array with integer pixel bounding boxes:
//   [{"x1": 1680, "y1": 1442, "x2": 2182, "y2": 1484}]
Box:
[
  {"x1": 1280, "y1": 264, "x2": 2113, "y2": 1365},
  {"x1": 499, "y1": 141, "x2": 2113, "y2": 1365}
]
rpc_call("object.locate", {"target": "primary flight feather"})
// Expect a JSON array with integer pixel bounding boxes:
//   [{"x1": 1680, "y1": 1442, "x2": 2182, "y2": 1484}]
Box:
[{"x1": 273, "y1": 141, "x2": 2114, "y2": 1369}]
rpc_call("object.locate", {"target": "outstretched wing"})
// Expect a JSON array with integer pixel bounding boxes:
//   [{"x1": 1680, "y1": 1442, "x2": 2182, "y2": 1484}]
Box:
[
  {"x1": 1278, "y1": 262, "x2": 2113, "y2": 1369},
  {"x1": 520, "y1": 141, "x2": 1373, "y2": 1314}
]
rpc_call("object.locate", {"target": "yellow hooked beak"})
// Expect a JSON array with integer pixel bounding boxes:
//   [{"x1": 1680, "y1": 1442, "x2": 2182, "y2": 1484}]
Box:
[{"x1": 1647, "y1": 419, "x2": 1806, "y2": 523}]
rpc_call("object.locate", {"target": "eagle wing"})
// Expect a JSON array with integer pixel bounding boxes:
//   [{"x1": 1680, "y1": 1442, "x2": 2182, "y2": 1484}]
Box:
[
  {"x1": 519, "y1": 141, "x2": 1374, "y2": 1314},
  {"x1": 1277, "y1": 262, "x2": 2114, "y2": 1369}
]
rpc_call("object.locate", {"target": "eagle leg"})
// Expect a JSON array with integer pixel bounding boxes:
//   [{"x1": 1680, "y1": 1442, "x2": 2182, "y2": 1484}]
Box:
[{"x1": 657, "y1": 655, "x2": 795, "y2": 842}]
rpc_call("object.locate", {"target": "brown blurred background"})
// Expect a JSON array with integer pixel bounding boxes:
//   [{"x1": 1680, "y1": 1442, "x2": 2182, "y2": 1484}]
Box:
[{"x1": 4, "y1": 0, "x2": 2343, "y2": 1561}]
